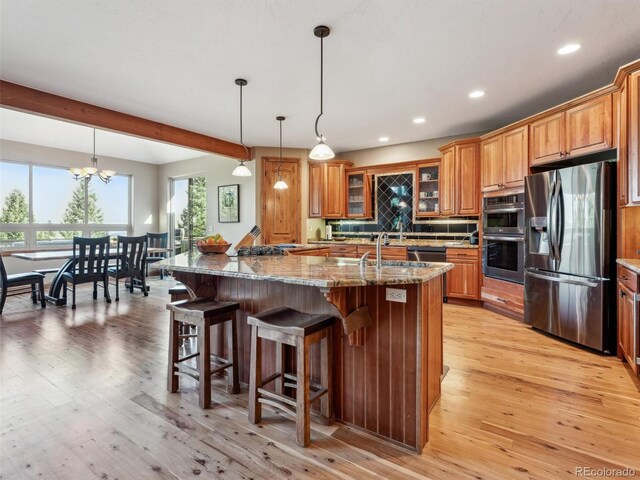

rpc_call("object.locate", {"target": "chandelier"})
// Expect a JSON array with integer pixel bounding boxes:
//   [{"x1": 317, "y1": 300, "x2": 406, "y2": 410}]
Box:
[{"x1": 69, "y1": 128, "x2": 116, "y2": 183}]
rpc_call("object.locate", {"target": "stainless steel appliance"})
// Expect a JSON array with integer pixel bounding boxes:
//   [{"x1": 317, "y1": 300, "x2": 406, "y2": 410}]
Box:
[
  {"x1": 408, "y1": 246, "x2": 447, "y2": 300},
  {"x1": 524, "y1": 161, "x2": 616, "y2": 353},
  {"x1": 482, "y1": 193, "x2": 525, "y2": 284},
  {"x1": 483, "y1": 234, "x2": 525, "y2": 284},
  {"x1": 482, "y1": 193, "x2": 525, "y2": 235}
]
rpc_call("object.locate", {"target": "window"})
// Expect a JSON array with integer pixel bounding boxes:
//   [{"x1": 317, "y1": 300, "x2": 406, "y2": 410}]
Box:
[{"x1": 0, "y1": 160, "x2": 131, "y2": 251}]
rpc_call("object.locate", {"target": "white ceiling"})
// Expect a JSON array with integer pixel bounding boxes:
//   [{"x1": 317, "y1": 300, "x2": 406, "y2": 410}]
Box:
[
  {"x1": 0, "y1": 108, "x2": 209, "y2": 164},
  {"x1": 1, "y1": 0, "x2": 640, "y2": 154}
]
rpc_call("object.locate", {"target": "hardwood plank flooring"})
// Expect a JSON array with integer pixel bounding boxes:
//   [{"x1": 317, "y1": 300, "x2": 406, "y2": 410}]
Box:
[{"x1": 1, "y1": 279, "x2": 639, "y2": 479}]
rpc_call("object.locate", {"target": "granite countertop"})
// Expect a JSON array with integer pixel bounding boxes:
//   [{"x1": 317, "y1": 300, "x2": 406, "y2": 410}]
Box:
[
  {"x1": 617, "y1": 258, "x2": 640, "y2": 275},
  {"x1": 308, "y1": 239, "x2": 479, "y2": 249},
  {"x1": 154, "y1": 252, "x2": 453, "y2": 288}
]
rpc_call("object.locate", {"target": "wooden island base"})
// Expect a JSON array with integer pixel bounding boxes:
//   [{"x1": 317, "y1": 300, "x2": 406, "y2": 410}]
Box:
[{"x1": 173, "y1": 272, "x2": 444, "y2": 453}]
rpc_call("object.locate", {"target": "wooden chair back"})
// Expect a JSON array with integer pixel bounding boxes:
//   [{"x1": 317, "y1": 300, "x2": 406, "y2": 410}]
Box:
[
  {"x1": 71, "y1": 236, "x2": 110, "y2": 284},
  {"x1": 115, "y1": 235, "x2": 147, "y2": 277},
  {"x1": 147, "y1": 232, "x2": 168, "y2": 250}
]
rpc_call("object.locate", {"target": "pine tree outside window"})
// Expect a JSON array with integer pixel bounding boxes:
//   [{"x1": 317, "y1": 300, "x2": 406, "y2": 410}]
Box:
[{"x1": 0, "y1": 160, "x2": 131, "y2": 251}]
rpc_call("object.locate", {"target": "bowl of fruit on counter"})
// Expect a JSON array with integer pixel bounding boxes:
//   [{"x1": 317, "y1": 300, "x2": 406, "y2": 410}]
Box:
[{"x1": 195, "y1": 234, "x2": 231, "y2": 254}]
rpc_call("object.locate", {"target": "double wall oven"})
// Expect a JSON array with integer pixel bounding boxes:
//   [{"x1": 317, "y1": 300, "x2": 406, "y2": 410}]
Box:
[{"x1": 482, "y1": 193, "x2": 525, "y2": 284}]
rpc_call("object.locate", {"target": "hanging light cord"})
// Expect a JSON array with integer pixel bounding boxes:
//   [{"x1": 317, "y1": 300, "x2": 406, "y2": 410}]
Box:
[
  {"x1": 239, "y1": 82, "x2": 250, "y2": 161},
  {"x1": 314, "y1": 34, "x2": 324, "y2": 140},
  {"x1": 92, "y1": 128, "x2": 96, "y2": 159},
  {"x1": 277, "y1": 118, "x2": 283, "y2": 179}
]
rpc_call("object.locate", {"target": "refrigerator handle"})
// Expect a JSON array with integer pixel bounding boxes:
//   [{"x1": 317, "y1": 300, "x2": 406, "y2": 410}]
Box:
[
  {"x1": 547, "y1": 179, "x2": 556, "y2": 262},
  {"x1": 526, "y1": 270, "x2": 599, "y2": 287},
  {"x1": 554, "y1": 177, "x2": 564, "y2": 265}
]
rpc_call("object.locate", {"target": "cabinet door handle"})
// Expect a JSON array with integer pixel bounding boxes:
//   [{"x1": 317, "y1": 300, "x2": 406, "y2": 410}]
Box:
[
  {"x1": 620, "y1": 290, "x2": 627, "y2": 298},
  {"x1": 620, "y1": 275, "x2": 629, "y2": 281}
]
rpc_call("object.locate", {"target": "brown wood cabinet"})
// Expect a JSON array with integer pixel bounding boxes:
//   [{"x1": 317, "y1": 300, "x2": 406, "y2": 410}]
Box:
[
  {"x1": 357, "y1": 245, "x2": 407, "y2": 260},
  {"x1": 530, "y1": 94, "x2": 613, "y2": 166},
  {"x1": 308, "y1": 160, "x2": 352, "y2": 218},
  {"x1": 481, "y1": 276, "x2": 524, "y2": 320},
  {"x1": 328, "y1": 244, "x2": 358, "y2": 258},
  {"x1": 346, "y1": 170, "x2": 372, "y2": 218},
  {"x1": 445, "y1": 248, "x2": 479, "y2": 300},
  {"x1": 288, "y1": 247, "x2": 330, "y2": 257},
  {"x1": 628, "y1": 70, "x2": 640, "y2": 204},
  {"x1": 438, "y1": 139, "x2": 480, "y2": 216},
  {"x1": 617, "y1": 265, "x2": 639, "y2": 377},
  {"x1": 481, "y1": 126, "x2": 528, "y2": 193},
  {"x1": 415, "y1": 162, "x2": 441, "y2": 217}
]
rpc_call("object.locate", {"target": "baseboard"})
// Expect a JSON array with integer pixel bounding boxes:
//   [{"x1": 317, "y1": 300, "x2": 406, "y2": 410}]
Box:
[
  {"x1": 446, "y1": 298, "x2": 483, "y2": 308},
  {"x1": 483, "y1": 302, "x2": 524, "y2": 322}
]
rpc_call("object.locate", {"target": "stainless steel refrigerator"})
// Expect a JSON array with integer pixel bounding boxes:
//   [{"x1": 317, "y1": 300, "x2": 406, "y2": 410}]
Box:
[{"x1": 524, "y1": 161, "x2": 616, "y2": 353}]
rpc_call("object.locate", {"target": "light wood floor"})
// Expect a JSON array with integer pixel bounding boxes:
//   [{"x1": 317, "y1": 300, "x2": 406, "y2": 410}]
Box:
[{"x1": 1, "y1": 279, "x2": 639, "y2": 479}]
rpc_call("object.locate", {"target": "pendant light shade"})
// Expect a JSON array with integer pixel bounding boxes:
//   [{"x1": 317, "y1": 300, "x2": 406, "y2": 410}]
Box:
[
  {"x1": 233, "y1": 78, "x2": 252, "y2": 177},
  {"x1": 309, "y1": 25, "x2": 335, "y2": 160},
  {"x1": 69, "y1": 128, "x2": 116, "y2": 183},
  {"x1": 273, "y1": 116, "x2": 288, "y2": 190}
]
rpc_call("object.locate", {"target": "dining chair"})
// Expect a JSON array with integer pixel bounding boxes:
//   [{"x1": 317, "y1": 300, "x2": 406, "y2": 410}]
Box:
[
  {"x1": 146, "y1": 232, "x2": 168, "y2": 279},
  {"x1": 0, "y1": 256, "x2": 46, "y2": 314},
  {"x1": 62, "y1": 236, "x2": 111, "y2": 309},
  {"x1": 108, "y1": 235, "x2": 148, "y2": 301}
]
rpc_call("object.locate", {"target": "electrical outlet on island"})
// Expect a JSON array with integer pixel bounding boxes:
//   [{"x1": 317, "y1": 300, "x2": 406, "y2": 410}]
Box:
[{"x1": 386, "y1": 288, "x2": 407, "y2": 303}]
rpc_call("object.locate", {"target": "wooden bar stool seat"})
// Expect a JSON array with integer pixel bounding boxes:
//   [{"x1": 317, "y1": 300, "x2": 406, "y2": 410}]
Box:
[
  {"x1": 247, "y1": 307, "x2": 334, "y2": 447},
  {"x1": 166, "y1": 298, "x2": 240, "y2": 408}
]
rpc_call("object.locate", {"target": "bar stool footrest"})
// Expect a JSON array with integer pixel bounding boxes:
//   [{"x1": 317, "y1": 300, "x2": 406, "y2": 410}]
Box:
[{"x1": 257, "y1": 397, "x2": 297, "y2": 418}]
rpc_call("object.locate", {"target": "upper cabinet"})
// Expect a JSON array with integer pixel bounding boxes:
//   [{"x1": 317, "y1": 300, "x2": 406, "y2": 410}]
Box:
[
  {"x1": 438, "y1": 139, "x2": 480, "y2": 216},
  {"x1": 308, "y1": 160, "x2": 352, "y2": 219},
  {"x1": 481, "y1": 125, "x2": 528, "y2": 193},
  {"x1": 346, "y1": 170, "x2": 372, "y2": 218},
  {"x1": 628, "y1": 70, "x2": 640, "y2": 205},
  {"x1": 416, "y1": 162, "x2": 441, "y2": 217},
  {"x1": 530, "y1": 94, "x2": 613, "y2": 166}
]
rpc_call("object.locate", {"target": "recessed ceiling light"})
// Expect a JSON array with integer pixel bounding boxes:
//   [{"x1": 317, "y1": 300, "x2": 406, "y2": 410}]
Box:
[
  {"x1": 378, "y1": 136, "x2": 389, "y2": 142},
  {"x1": 469, "y1": 90, "x2": 485, "y2": 99},
  {"x1": 413, "y1": 117, "x2": 426, "y2": 124},
  {"x1": 557, "y1": 43, "x2": 581, "y2": 55}
]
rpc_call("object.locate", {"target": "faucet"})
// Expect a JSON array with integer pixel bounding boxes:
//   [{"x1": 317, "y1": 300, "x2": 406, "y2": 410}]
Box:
[
  {"x1": 359, "y1": 250, "x2": 370, "y2": 268},
  {"x1": 375, "y1": 233, "x2": 388, "y2": 271}
]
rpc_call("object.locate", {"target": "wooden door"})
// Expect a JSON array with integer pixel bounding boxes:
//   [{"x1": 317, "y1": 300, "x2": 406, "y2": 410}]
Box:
[
  {"x1": 503, "y1": 126, "x2": 528, "y2": 188},
  {"x1": 261, "y1": 157, "x2": 300, "y2": 245},
  {"x1": 565, "y1": 94, "x2": 612, "y2": 158},
  {"x1": 629, "y1": 70, "x2": 640, "y2": 204},
  {"x1": 457, "y1": 143, "x2": 479, "y2": 215},
  {"x1": 308, "y1": 162, "x2": 323, "y2": 217},
  {"x1": 530, "y1": 111, "x2": 565, "y2": 166},
  {"x1": 322, "y1": 163, "x2": 346, "y2": 218},
  {"x1": 481, "y1": 135, "x2": 503, "y2": 192},
  {"x1": 617, "y1": 282, "x2": 638, "y2": 375},
  {"x1": 439, "y1": 147, "x2": 456, "y2": 216}
]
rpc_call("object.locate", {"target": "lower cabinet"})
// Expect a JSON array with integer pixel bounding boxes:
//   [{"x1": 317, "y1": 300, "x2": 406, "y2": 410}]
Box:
[
  {"x1": 617, "y1": 265, "x2": 639, "y2": 376},
  {"x1": 329, "y1": 245, "x2": 358, "y2": 258},
  {"x1": 288, "y1": 247, "x2": 330, "y2": 257},
  {"x1": 480, "y1": 276, "x2": 524, "y2": 319},
  {"x1": 357, "y1": 245, "x2": 407, "y2": 260},
  {"x1": 445, "y1": 248, "x2": 480, "y2": 300}
]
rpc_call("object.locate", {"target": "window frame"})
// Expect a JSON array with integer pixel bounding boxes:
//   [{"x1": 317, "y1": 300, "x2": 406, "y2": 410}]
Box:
[{"x1": 0, "y1": 159, "x2": 132, "y2": 251}]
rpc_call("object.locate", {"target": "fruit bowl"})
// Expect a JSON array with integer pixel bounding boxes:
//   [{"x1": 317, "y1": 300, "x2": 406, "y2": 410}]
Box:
[{"x1": 196, "y1": 243, "x2": 231, "y2": 254}]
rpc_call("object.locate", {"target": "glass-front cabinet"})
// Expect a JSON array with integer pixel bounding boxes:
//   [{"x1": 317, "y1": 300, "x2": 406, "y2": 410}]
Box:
[
  {"x1": 346, "y1": 170, "x2": 372, "y2": 218},
  {"x1": 415, "y1": 162, "x2": 441, "y2": 217}
]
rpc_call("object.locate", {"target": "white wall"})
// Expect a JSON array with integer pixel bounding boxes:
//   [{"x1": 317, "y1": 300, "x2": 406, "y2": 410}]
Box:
[
  {"x1": 1, "y1": 139, "x2": 159, "y2": 274},
  {"x1": 336, "y1": 131, "x2": 487, "y2": 166},
  {"x1": 157, "y1": 153, "x2": 257, "y2": 247}
]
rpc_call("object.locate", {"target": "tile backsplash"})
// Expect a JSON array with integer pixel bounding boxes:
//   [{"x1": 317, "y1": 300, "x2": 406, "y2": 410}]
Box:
[{"x1": 325, "y1": 217, "x2": 478, "y2": 240}]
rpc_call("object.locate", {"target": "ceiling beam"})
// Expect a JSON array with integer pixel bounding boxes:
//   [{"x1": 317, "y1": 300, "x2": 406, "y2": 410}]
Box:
[{"x1": 0, "y1": 80, "x2": 248, "y2": 159}]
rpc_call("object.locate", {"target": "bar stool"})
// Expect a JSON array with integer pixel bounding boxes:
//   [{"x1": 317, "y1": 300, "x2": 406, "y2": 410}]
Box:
[
  {"x1": 247, "y1": 307, "x2": 334, "y2": 447},
  {"x1": 167, "y1": 298, "x2": 240, "y2": 408}
]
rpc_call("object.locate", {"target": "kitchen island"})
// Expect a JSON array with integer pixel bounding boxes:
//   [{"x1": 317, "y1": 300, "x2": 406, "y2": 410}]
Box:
[{"x1": 154, "y1": 252, "x2": 452, "y2": 453}]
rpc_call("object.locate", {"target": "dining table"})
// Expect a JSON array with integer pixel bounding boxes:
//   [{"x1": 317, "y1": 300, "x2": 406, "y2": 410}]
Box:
[{"x1": 11, "y1": 247, "x2": 172, "y2": 305}]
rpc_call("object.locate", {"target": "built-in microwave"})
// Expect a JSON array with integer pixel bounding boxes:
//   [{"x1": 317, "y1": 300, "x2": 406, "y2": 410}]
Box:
[{"x1": 482, "y1": 193, "x2": 525, "y2": 235}]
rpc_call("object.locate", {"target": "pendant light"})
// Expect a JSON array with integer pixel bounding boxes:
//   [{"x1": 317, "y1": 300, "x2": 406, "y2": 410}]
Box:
[
  {"x1": 309, "y1": 25, "x2": 335, "y2": 160},
  {"x1": 232, "y1": 78, "x2": 252, "y2": 177},
  {"x1": 273, "y1": 116, "x2": 288, "y2": 190},
  {"x1": 69, "y1": 128, "x2": 116, "y2": 183}
]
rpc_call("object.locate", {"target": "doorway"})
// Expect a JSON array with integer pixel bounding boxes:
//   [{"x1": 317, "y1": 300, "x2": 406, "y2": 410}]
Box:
[
  {"x1": 170, "y1": 176, "x2": 207, "y2": 254},
  {"x1": 261, "y1": 157, "x2": 300, "y2": 245}
]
